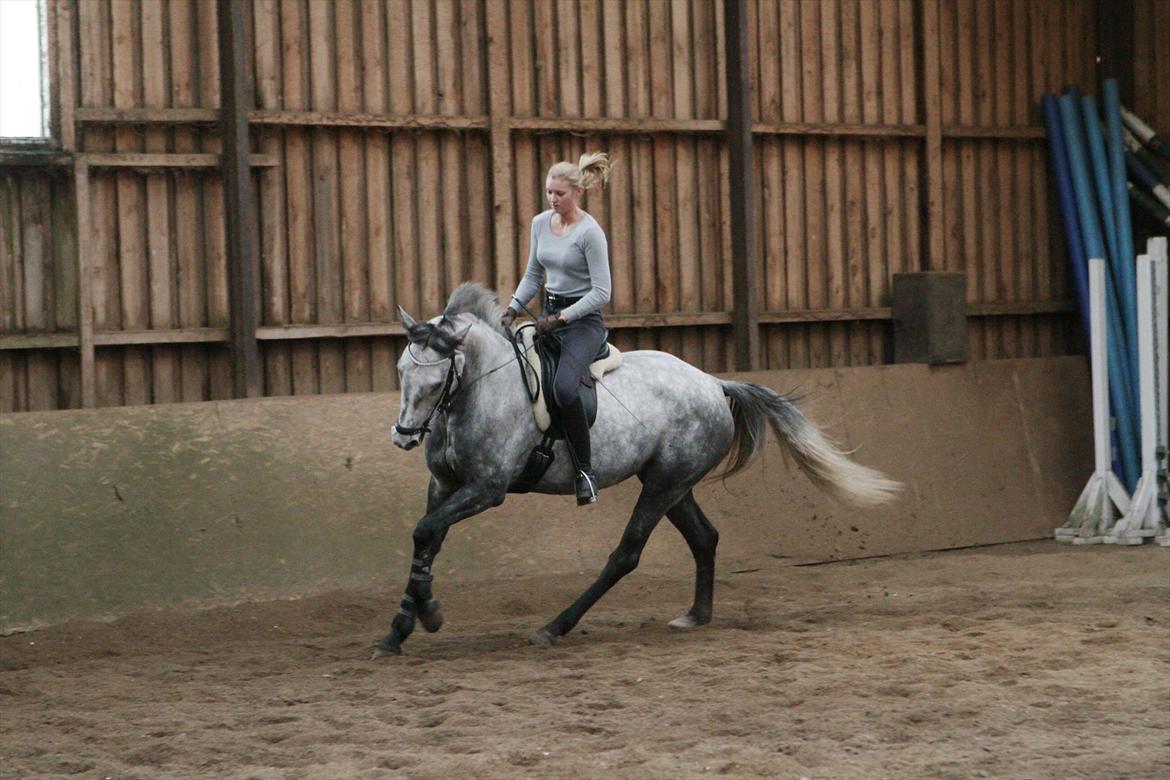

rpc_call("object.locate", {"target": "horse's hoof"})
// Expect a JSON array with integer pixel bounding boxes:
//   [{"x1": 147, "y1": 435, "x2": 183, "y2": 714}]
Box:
[
  {"x1": 371, "y1": 640, "x2": 402, "y2": 660},
  {"x1": 668, "y1": 614, "x2": 699, "y2": 629},
  {"x1": 418, "y1": 601, "x2": 444, "y2": 633},
  {"x1": 528, "y1": 628, "x2": 559, "y2": 647}
]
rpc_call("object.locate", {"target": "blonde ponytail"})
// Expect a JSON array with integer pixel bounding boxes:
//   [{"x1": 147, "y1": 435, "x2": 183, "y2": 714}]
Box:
[{"x1": 547, "y1": 151, "x2": 613, "y2": 191}]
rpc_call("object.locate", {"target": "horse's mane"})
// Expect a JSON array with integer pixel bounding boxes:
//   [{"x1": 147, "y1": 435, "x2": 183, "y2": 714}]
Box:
[
  {"x1": 442, "y1": 282, "x2": 507, "y2": 338},
  {"x1": 404, "y1": 282, "x2": 507, "y2": 356}
]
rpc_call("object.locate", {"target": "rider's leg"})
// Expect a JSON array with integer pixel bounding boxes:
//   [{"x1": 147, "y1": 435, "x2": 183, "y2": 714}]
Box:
[{"x1": 551, "y1": 314, "x2": 606, "y2": 505}]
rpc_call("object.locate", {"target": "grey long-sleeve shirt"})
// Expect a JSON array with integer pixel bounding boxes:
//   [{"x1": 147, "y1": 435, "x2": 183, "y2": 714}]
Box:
[{"x1": 509, "y1": 210, "x2": 611, "y2": 323}]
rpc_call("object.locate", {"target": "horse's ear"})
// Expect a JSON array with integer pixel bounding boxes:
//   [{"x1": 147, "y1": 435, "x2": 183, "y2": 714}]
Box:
[{"x1": 396, "y1": 305, "x2": 417, "y2": 330}]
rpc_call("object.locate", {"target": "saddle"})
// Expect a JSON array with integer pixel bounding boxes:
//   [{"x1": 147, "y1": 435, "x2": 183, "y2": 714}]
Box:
[
  {"x1": 509, "y1": 325, "x2": 622, "y2": 493},
  {"x1": 516, "y1": 324, "x2": 622, "y2": 436}
]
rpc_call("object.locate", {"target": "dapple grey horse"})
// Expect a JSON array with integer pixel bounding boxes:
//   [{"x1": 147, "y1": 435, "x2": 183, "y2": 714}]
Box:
[{"x1": 378, "y1": 283, "x2": 900, "y2": 657}]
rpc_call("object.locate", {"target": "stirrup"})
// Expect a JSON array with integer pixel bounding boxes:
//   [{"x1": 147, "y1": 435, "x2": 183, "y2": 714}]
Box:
[{"x1": 575, "y1": 469, "x2": 599, "y2": 506}]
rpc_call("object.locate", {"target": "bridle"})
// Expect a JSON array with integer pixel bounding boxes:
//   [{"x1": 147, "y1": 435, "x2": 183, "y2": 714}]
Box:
[{"x1": 393, "y1": 345, "x2": 461, "y2": 440}]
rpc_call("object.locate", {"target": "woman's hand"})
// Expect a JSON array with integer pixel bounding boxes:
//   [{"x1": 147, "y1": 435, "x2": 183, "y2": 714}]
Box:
[
  {"x1": 500, "y1": 307, "x2": 519, "y2": 328},
  {"x1": 535, "y1": 313, "x2": 565, "y2": 336}
]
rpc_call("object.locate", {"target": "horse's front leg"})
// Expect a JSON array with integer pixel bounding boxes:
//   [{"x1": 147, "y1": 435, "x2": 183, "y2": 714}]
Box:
[{"x1": 373, "y1": 480, "x2": 505, "y2": 658}]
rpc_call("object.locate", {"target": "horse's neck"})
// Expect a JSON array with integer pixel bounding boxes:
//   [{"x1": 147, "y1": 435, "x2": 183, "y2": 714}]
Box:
[{"x1": 450, "y1": 321, "x2": 528, "y2": 421}]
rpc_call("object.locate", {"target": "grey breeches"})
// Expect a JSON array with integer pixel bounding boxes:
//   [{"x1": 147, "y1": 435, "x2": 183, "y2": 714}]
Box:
[{"x1": 544, "y1": 306, "x2": 606, "y2": 409}]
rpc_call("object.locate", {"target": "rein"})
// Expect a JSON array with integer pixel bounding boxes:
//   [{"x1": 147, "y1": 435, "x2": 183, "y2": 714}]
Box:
[{"x1": 395, "y1": 333, "x2": 539, "y2": 441}]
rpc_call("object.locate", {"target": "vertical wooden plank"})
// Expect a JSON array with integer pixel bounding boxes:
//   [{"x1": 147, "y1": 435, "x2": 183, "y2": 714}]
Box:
[
  {"x1": 141, "y1": 0, "x2": 178, "y2": 403},
  {"x1": 487, "y1": 0, "x2": 516, "y2": 304},
  {"x1": 460, "y1": 0, "x2": 488, "y2": 297},
  {"x1": 436, "y1": 1, "x2": 464, "y2": 302},
  {"x1": 625, "y1": 0, "x2": 649, "y2": 117},
  {"x1": 167, "y1": 0, "x2": 205, "y2": 401},
  {"x1": 308, "y1": 0, "x2": 342, "y2": 394},
  {"x1": 880, "y1": 0, "x2": 904, "y2": 325},
  {"x1": 73, "y1": 162, "x2": 96, "y2": 407},
  {"x1": 674, "y1": 0, "x2": 698, "y2": 362},
  {"x1": 607, "y1": 136, "x2": 634, "y2": 314},
  {"x1": 821, "y1": 0, "x2": 846, "y2": 367},
  {"x1": 557, "y1": 0, "x2": 581, "y2": 116},
  {"x1": 20, "y1": 178, "x2": 48, "y2": 335},
  {"x1": 534, "y1": 0, "x2": 558, "y2": 115},
  {"x1": 363, "y1": 0, "x2": 390, "y2": 315},
  {"x1": 112, "y1": 0, "x2": 150, "y2": 406},
  {"x1": 921, "y1": 0, "x2": 944, "y2": 272},
  {"x1": 858, "y1": 0, "x2": 886, "y2": 361},
  {"x1": 753, "y1": 0, "x2": 781, "y2": 369},
  {"x1": 724, "y1": 0, "x2": 759, "y2": 370},
  {"x1": 601, "y1": 0, "x2": 626, "y2": 117},
  {"x1": 253, "y1": 0, "x2": 290, "y2": 396},
  {"x1": 580, "y1": 0, "x2": 602, "y2": 118},
  {"x1": 336, "y1": 0, "x2": 371, "y2": 393},
  {"x1": 55, "y1": 0, "x2": 77, "y2": 151},
  {"x1": 800, "y1": 1, "x2": 828, "y2": 367},
  {"x1": 693, "y1": 0, "x2": 716, "y2": 119},
  {"x1": 839, "y1": 0, "x2": 867, "y2": 365},
  {"x1": 780, "y1": 0, "x2": 806, "y2": 367}
]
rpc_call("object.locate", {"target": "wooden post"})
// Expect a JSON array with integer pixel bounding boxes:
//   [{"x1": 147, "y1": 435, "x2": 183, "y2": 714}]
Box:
[
  {"x1": 217, "y1": 0, "x2": 261, "y2": 397},
  {"x1": 723, "y1": 0, "x2": 759, "y2": 371},
  {"x1": 919, "y1": 0, "x2": 945, "y2": 271},
  {"x1": 486, "y1": 0, "x2": 517, "y2": 304},
  {"x1": 73, "y1": 159, "x2": 95, "y2": 407}
]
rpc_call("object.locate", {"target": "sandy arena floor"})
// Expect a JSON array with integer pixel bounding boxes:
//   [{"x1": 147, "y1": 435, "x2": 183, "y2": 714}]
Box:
[{"x1": 1, "y1": 541, "x2": 1167, "y2": 779}]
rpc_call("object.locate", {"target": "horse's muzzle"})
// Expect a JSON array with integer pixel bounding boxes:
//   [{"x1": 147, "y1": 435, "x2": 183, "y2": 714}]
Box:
[{"x1": 391, "y1": 429, "x2": 422, "y2": 450}]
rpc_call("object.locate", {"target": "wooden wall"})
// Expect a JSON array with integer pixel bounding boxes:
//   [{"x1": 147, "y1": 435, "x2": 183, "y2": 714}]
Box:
[{"x1": 0, "y1": 0, "x2": 1148, "y2": 413}]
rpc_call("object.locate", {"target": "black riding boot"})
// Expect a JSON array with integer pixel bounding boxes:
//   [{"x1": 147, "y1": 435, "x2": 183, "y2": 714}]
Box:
[{"x1": 561, "y1": 394, "x2": 598, "y2": 506}]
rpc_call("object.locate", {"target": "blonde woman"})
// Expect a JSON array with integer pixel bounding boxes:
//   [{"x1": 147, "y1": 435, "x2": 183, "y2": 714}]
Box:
[{"x1": 501, "y1": 152, "x2": 614, "y2": 507}]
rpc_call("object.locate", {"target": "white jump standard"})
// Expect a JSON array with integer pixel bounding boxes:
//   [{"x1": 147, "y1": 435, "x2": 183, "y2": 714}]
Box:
[
  {"x1": 1108, "y1": 237, "x2": 1169, "y2": 544},
  {"x1": 1058, "y1": 258, "x2": 1130, "y2": 543}
]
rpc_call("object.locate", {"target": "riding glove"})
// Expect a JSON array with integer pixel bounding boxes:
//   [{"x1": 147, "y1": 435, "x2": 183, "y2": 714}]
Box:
[
  {"x1": 500, "y1": 307, "x2": 518, "y2": 328},
  {"x1": 535, "y1": 314, "x2": 565, "y2": 336}
]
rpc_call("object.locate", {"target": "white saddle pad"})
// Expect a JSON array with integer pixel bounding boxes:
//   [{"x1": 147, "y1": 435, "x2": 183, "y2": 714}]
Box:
[{"x1": 516, "y1": 326, "x2": 623, "y2": 433}]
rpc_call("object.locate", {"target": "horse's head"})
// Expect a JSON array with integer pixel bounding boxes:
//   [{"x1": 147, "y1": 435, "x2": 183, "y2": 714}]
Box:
[{"x1": 392, "y1": 305, "x2": 472, "y2": 450}]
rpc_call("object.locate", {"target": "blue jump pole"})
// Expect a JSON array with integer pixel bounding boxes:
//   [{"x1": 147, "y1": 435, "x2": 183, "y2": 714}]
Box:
[
  {"x1": 1042, "y1": 95, "x2": 1123, "y2": 481},
  {"x1": 1082, "y1": 94, "x2": 1140, "y2": 437},
  {"x1": 1058, "y1": 93, "x2": 1140, "y2": 490},
  {"x1": 1103, "y1": 80, "x2": 1141, "y2": 413}
]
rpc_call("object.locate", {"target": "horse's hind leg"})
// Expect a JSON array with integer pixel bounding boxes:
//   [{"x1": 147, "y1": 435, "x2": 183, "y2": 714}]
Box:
[
  {"x1": 665, "y1": 491, "x2": 719, "y2": 629},
  {"x1": 529, "y1": 479, "x2": 689, "y2": 646}
]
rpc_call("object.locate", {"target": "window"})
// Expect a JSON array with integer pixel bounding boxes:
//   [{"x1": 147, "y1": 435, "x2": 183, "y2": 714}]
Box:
[{"x1": 1, "y1": 0, "x2": 49, "y2": 141}]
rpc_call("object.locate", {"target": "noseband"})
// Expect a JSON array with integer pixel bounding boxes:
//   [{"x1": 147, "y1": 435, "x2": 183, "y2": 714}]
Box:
[{"x1": 394, "y1": 345, "x2": 461, "y2": 440}]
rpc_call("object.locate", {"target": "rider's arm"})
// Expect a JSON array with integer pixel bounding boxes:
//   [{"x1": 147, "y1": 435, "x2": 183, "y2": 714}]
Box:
[{"x1": 509, "y1": 216, "x2": 545, "y2": 313}]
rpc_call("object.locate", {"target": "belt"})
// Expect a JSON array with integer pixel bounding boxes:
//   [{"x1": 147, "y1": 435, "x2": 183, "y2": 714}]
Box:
[{"x1": 546, "y1": 293, "x2": 583, "y2": 309}]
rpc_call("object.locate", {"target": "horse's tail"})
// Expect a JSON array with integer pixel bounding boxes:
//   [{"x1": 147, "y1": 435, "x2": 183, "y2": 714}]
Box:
[{"x1": 716, "y1": 380, "x2": 902, "y2": 507}]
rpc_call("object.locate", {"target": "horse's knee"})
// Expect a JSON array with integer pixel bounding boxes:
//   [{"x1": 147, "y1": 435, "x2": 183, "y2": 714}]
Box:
[{"x1": 608, "y1": 548, "x2": 641, "y2": 576}]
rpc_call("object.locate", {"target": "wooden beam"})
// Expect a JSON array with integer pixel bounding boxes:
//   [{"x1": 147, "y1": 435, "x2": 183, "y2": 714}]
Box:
[
  {"x1": 249, "y1": 110, "x2": 490, "y2": 130},
  {"x1": 218, "y1": 0, "x2": 261, "y2": 398},
  {"x1": 80, "y1": 152, "x2": 278, "y2": 168},
  {"x1": 74, "y1": 107, "x2": 221, "y2": 124},
  {"x1": 94, "y1": 328, "x2": 230, "y2": 346},
  {"x1": 723, "y1": 0, "x2": 759, "y2": 370},
  {"x1": 0, "y1": 301, "x2": 1080, "y2": 352},
  {"x1": 509, "y1": 117, "x2": 725, "y2": 134},
  {"x1": 604, "y1": 312, "x2": 733, "y2": 329},
  {"x1": 73, "y1": 159, "x2": 95, "y2": 406},
  {"x1": 753, "y1": 121, "x2": 924, "y2": 137},
  {"x1": 0, "y1": 333, "x2": 80, "y2": 350},
  {"x1": 256, "y1": 324, "x2": 404, "y2": 340},
  {"x1": 942, "y1": 125, "x2": 1047, "y2": 139}
]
